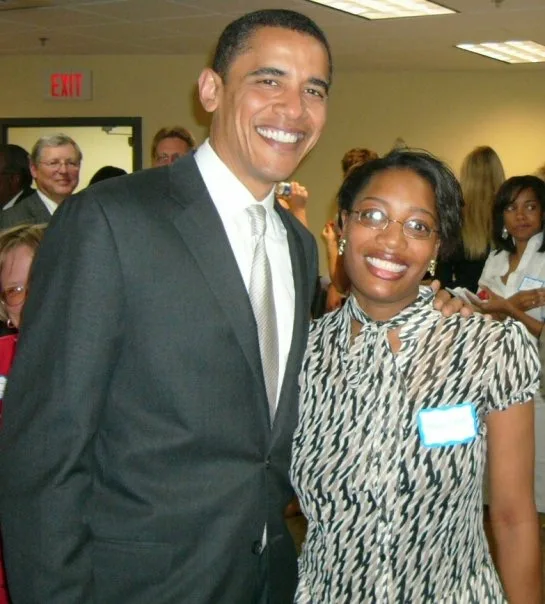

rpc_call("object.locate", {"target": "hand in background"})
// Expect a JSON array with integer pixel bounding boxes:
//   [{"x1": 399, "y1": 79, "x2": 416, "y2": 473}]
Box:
[
  {"x1": 321, "y1": 221, "x2": 338, "y2": 250},
  {"x1": 277, "y1": 181, "x2": 309, "y2": 227},
  {"x1": 472, "y1": 286, "x2": 508, "y2": 320},
  {"x1": 508, "y1": 287, "x2": 545, "y2": 313}
]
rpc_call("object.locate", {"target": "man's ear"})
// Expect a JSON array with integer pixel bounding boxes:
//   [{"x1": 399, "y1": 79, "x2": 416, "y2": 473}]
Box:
[
  {"x1": 198, "y1": 68, "x2": 223, "y2": 114},
  {"x1": 29, "y1": 163, "x2": 38, "y2": 181}
]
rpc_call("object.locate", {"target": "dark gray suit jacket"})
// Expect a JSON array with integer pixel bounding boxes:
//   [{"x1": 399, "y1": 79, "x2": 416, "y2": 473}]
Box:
[
  {"x1": 0, "y1": 191, "x2": 51, "y2": 229},
  {"x1": 0, "y1": 155, "x2": 318, "y2": 604}
]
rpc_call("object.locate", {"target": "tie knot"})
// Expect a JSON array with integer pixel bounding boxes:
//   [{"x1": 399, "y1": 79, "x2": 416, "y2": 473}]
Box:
[{"x1": 247, "y1": 204, "x2": 267, "y2": 238}]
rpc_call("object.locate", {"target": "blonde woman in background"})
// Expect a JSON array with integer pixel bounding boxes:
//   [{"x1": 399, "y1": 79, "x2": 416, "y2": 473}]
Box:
[
  {"x1": 436, "y1": 146, "x2": 505, "y2": 292},
  {"x1": 0, "y1": 222, "x2": 46, "y2": 604}
]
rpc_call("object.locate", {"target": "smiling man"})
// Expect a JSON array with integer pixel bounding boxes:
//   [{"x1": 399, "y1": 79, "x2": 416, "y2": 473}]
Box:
[
  {"x1": 0, "y1": 133, "x2": 81, "y2": 229},
  {"x1": 0, "y1": 9, "x2": 330, "y2": 604}
]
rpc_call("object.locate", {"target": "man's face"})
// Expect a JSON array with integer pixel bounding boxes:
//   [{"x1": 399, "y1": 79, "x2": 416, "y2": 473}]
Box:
[
  {"x1": 0, "y1": 154, "x2": 19, "y2": 208},
  {"x1": 30, "y1": 144, "x2": 80, "y2": 204},
  {"x1": 199, "y1": 26, "x2": 329, "y2": 200},
  {"x1": 153, "y1": 137, "x2": 191, "y2": 167}
]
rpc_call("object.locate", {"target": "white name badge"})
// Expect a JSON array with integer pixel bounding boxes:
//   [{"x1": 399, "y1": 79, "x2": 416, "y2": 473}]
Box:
[
  {"x1": 519, "y1": 276, "x2": 545, "y2": 291},
  {"x1": 0, "y1": 375, "x2": 7, "y2": 399},
  {"x1": 417, "y1": 403, "x2": 478, "y2": 448}
]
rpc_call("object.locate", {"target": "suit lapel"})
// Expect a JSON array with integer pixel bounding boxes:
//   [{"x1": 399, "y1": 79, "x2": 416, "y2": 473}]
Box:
[
  {"x1": 28, "y1": 194, "x2": 52, "y2": 222},
  {"x1": 271, "y1": 206, "x2": 310, "y2": 434},
  {"x1": 165, "y1": 157, "x2": 267, "y2": 413}
]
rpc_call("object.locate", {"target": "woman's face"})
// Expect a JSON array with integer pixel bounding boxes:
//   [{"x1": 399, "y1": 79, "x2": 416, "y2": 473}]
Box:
[
  {"x1": 0, "y1": 244, "x2": 35, "y2": 328},
  {"x1": 341, "y1": 168, "x2": 440, "y2": 321},
  {"x1": 503, "y1": 187, "x2": 543, "y2": 244}
]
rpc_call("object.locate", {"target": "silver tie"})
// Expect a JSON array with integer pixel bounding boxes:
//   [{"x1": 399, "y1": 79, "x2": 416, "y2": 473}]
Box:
[{"x1": 246, "y1": 204, "x2": 279, "y2": 420}]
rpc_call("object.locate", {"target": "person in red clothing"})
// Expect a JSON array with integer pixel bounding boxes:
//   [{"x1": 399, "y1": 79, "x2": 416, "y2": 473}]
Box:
[{"x1": 0, "y1": 222, "x2": 45, "y2": 603}]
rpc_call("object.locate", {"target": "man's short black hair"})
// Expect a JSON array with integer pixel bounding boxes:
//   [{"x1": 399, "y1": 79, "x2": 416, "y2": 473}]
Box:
[
  {"x1": 492, "y1": 175, "x2": 545, "y2": 253},
  {"x1": 212, "y1": 9, "x2": 333, "y2": 85},
  {"x1": 337, "y1": 149, "x2": 464, "y2": 261},
  {"x1": 0, "y1": 144, "x2": 32, "y2": 188}
]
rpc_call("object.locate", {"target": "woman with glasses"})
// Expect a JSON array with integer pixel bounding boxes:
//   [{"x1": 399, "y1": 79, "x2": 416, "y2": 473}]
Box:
[
  {"x1": 0, "y1": 222, "x2": 45, "y2": 603},
  {"x1": 290, "y1": 150, "x2": 541, "y2": 603}
]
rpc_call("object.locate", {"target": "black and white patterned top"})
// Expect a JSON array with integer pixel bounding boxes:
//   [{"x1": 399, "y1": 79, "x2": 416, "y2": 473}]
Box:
[{"x1": 291, "y1": 288, "x2": 539, "y2": 603}]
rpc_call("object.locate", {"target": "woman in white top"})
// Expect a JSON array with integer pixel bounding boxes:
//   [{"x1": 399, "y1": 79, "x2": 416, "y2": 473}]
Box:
[
  {"x1": 479, "y1": 175, "x2": 545, "y2": 514},
  {"x1": 479, "y1": 175, "x2": 545, "y2": 338}
]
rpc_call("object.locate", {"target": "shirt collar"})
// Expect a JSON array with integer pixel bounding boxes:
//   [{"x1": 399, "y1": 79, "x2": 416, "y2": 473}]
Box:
[
  {"x1": 194, "y1": 138, "x2": 276, "y2": 221},
  {"x1": 36, "y1": 188, "x2": 59, "y2": 215}
]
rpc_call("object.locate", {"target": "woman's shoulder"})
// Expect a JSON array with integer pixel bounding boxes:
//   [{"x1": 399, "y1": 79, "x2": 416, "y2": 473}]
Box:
[{"x1": 441, "y1": 312, "x2": 536, "y2": 352}]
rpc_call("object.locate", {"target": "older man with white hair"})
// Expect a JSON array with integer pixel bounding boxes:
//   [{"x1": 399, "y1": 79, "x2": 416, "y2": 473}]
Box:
[{"x1": 0, "y1": 133, "x2": 81, "y2": 228}]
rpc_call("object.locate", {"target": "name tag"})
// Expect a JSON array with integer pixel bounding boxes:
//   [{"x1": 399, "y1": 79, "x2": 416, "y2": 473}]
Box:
[
  {"x1": 417, "y1": 403, "x2": 478, "y2": 447},
  {"x1": 519, "y1": 276, "x2": 545, "y2": 291},
  {"x1": 0, "y1": 375, "x2": 6, "y2": 399}
]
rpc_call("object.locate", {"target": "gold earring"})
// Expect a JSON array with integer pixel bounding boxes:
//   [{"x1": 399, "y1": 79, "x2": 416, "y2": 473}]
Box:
[
  {"x1": 428, "y1": 258, "x2": 436, "y2": 277},
  {"x1": 338, "y1": 238, "x2": 346, "y2": 256}
]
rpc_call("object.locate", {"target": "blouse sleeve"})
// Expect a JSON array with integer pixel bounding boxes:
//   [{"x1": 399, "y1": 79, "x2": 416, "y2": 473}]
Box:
[{"x1": 486, "y1": 318, "x2": 540, "y2": 413}]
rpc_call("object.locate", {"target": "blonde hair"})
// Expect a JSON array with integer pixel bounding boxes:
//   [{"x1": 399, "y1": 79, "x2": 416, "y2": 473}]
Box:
[
  {"x1": 459, "y1": 146, "x2": 505, "y2": 259},
  {"x1": 0, "y1": 223, "x2": 46, "y2": 322}
]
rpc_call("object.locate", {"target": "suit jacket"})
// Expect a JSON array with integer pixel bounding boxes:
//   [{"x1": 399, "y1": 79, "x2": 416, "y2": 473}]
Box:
[
  {"x1": 0, "y1": 191, "x2": 51, "y2": 229},
  {"x1": 0, "y1": 155, "x2": 318, "y2": 604}
]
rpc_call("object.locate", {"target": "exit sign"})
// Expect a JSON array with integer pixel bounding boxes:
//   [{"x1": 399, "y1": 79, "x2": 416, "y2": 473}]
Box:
[{"x1": 45, "y1": 69, "x2": 93, "y2": 100}]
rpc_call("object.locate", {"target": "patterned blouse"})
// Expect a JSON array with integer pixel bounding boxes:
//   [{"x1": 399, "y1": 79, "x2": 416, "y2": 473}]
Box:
[{"x1": 291, "y1": 288, "x2": 539, "y2": 603}]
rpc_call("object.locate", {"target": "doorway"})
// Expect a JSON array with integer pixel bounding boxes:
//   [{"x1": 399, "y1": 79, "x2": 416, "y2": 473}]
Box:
[{"x1": 0, "y1": 117, "x2": 142, "y2": 192}]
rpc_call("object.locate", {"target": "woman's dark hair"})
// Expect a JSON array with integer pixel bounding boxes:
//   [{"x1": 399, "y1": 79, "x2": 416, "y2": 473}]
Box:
[
  {"x1": 89, "y1": 166, "x2": 127, "y2": 186},
  {"x1": 212, "y1": 9, "x2": 333, "y2": 86},
  {"x1": 337, "y1": 149, "x2": 463, "y2": 260},
  {"x1": 492, "y1": 175, "x2": 545, "y2": 253}
]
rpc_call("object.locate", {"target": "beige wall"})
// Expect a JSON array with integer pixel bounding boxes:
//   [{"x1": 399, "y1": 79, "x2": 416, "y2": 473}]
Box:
[{"x1": 1, "y1": 55, "x2": 544, "y2": 272}]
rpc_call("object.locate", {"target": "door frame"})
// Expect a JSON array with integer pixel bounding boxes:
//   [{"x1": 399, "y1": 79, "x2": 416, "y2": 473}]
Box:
[{"x1": 0, "y1": 116, "x2": 142, "y2": 171}]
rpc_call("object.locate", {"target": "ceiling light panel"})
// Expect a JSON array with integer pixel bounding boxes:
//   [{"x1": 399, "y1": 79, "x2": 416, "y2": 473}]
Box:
[
  {"x1": 305, "y1": 0, "x2": 455, "y2": 20},
  {"x1": 456, "y1": 41, "x2": 545, "y2": 64}
]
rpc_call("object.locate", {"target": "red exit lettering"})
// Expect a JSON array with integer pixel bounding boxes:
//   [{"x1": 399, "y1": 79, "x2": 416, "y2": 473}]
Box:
[{"x1": 50, "y1": 72, "x2": 83, "y2": 98}]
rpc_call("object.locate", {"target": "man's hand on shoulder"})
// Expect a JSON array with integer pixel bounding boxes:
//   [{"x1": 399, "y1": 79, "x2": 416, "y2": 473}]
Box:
[{"x1": 430, "y1": 280, "x2": 474, "y2": 318}]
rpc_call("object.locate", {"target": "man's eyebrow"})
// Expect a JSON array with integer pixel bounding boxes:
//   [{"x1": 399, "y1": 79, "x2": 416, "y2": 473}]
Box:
[
  {"x1": 309, "y1": 77, "x2": 329, "y2": 94},
  {"x1": 247, "y1": 67, "x2": 285, "y2": 78},
  {"x1": 247, "y1": 67, "x2": 329, "y2": 94}
]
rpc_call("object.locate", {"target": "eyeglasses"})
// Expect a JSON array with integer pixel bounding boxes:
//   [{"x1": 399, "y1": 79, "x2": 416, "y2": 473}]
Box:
[
  {"x1": 349, "y1": 208, "x2": 439, "y2": 240},
  {"x1": 38, "y1": 159, "x2": 81, "y2": 171},
  {"x1": 0, "y1": 284, "x2": 27, "y2": 306}
]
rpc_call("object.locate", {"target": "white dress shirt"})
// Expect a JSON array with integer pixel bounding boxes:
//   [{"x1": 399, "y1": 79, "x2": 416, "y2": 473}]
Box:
[
  {"x1": 194, "y1": 139, "x2": 295, "y2": 409},
  {"x1": 36, "y1": 189, "x2": 59, "y2": 215},
  {"x1": 479, "y1": 232, "x2": 545, "y2": 322}
]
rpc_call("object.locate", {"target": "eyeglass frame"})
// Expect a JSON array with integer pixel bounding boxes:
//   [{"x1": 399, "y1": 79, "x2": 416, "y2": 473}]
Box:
[
  {"x1": 0, "y1": 284, "x2": 27, "y2": 306},
  {"x1": 347, "y1": 208, "x2": 440, "y2": 240},
  {"x1": 37, "y1": 159, "x2": 81, "y2": 171}
]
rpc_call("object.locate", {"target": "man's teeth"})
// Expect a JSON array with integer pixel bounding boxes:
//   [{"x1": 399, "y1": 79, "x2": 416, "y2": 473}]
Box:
[
  {"x1": 366, "y1": 256, "x2": 406, "y2": 273},
  {"x1": 257, "y1": 128, "x2": 300, "y2": 143}
]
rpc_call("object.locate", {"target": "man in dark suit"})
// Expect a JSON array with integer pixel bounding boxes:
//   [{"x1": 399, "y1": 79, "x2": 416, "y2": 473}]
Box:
[
  {"x1": 0, "y1": 133, "x2": 81, "y2": 229},
  {"x1": 0, "y1": 9, "x2": 330, "y2": 604},
  {"x1": 0, "y1": 144, "x2": 34, "y2": 211}
]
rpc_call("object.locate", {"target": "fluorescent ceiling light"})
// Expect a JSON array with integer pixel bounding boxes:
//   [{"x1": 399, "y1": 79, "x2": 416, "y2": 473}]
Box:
[
  {"x1": 305, "y1": 0, "x2": 455, "y2": 20},
  {"x1": 456, "y1": 41, "x2": 545, "y2": 64}
]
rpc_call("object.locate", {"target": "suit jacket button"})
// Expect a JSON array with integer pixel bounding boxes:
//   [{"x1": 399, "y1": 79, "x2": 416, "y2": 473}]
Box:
[
  {"x1": 265, "y1": 456, "x2": 271, "y2": 469},
  {"x1": 252, "y1": 540, "x2": 263, "y2": 555}
]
